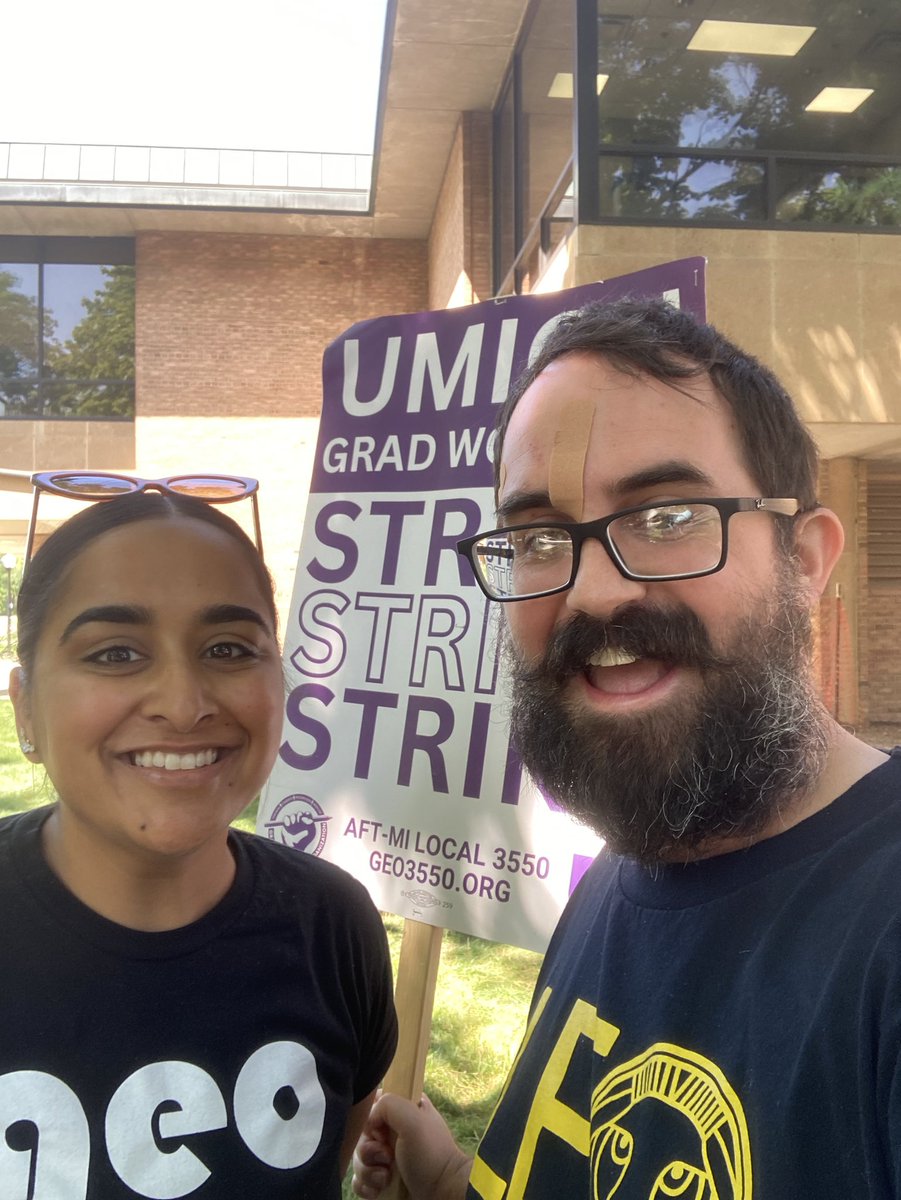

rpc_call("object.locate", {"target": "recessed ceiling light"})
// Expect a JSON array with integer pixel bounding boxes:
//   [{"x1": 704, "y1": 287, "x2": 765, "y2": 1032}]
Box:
[
  {"x1": 688, "y1": 20, "x2": 816, "y2": 56},
  {"x1": 548, "y1": 73, "x2": 609, "y2": 99},
  {"x1": 805, "y1": 87, "x2": 874, "y2": 113}
]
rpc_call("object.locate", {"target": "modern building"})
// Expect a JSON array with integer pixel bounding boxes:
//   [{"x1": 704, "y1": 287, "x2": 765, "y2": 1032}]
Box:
[{"x1": 2, "y1": 0, "x2": 900, "y2": 735}]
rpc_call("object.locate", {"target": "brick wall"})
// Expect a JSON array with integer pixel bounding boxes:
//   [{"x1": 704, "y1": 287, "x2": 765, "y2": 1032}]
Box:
[
  {"x1": 429, "y1": 125, "x2": 466, "y2": 309},
  {"x1": 867, "y1": 588, "x2": 901, "y2": 724},
  {"x1": 864, "y1": 465, "x2": 901, "y2": 730},
  {"x1": 131, "y1": 229, "x2": 428, "y2": 627},
  {"x1": 465, "y1": 112, "x2": 493, "y2": 303},
  {"x1": 428, "y1": 113, "x2": 493, "y2": 310},
  {"x1": 137, "y1": 231, "x2": 428, "y2": 418}
]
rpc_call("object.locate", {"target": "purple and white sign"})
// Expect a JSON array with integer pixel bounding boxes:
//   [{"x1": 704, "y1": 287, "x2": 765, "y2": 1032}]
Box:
[{"x1": 259, "y1": 259, "x2": 707, "y2": 952}]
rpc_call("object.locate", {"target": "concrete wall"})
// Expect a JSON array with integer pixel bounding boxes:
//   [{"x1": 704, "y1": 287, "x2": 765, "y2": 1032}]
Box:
[
  {"x1": 0, "y1": 420, "x2": 134, "y2": 473},
  {"x1": 565, "y1": 225, "x2": 901, "y2": 439}
]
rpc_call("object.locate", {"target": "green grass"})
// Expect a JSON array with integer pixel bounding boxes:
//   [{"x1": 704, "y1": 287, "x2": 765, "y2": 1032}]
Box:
[
  {"x1": 381, "y1": 913, "x2": 541, "y2": 1157},
  {"x1": 0, "y1": 697, "x2": 542, "y2": 1190},
  {"x1": 0, "y1": 697, "x2": 48, "y2": 816}
]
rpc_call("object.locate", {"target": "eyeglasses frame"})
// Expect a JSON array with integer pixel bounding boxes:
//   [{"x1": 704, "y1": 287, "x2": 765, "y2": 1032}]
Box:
[
  {"x1": 456, "y1": 497, "x2": 802, "y2": 602},
  {"x1": 25, "y1": 471, "x2": 263, "y2": 565}
]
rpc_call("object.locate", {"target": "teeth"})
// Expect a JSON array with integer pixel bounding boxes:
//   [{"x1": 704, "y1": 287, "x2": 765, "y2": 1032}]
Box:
[
  {"x1": 132, "y1": 749, "x2": 219, "y2": 771},
  {"x1": 589, "y1": 648, "x2": 638, "y2": 668}
]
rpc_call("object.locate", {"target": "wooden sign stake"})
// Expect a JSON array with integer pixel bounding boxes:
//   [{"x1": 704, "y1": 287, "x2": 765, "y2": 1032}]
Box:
[{"x1": 380, "y1": 918, "x2": 445, "y2": 1200}]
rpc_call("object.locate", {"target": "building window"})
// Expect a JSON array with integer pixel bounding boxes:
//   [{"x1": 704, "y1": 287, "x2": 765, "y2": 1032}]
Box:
[
  {"x1": 592, "y1": 0, "x2": 901, "y2": 230},
  {"x1": 0, "y1": 237, "x2": 135, "y2": 419},
  {"x1": 493, "y1": 0, "x2": 901, "y2": 292},
  {"x1": 494, "y1": 0, "x2": 576, "y2": 292}
]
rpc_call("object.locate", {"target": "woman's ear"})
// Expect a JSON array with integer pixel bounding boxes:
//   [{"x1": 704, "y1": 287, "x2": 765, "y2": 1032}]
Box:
[
  {"x1": 791, "y1": 506, "x2": 845, "y2": 602},
  {"x1": 9, "y1": 668, "x2": 39, "y2": 761}
]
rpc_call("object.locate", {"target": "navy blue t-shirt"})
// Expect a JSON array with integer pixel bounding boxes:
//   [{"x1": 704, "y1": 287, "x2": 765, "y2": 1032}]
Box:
[{"x1": 470, "y1": 750, "x2": 901, "y2": 1199}]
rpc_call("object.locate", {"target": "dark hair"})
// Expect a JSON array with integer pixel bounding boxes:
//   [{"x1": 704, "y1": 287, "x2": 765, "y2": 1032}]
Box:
[
  {"x1": 17, "y1": 491, "x2": 277, "y2": 677},
  {"x1": 494, "y1": 299, "x2": 819, "y2": 512}
]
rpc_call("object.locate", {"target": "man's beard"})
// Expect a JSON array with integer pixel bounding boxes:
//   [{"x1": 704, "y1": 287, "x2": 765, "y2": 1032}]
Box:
[{"x1": 506, "y1": 567, "x2": 829, "y2": 864}]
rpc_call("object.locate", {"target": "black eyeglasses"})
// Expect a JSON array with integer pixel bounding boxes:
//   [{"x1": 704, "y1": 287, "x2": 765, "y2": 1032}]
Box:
[
  {"x1": 25, "y1": 471, "x2": 263, "y2": 564},
  {"x1": 456, "y1": 497, "x2": 801, "y2": 602}
]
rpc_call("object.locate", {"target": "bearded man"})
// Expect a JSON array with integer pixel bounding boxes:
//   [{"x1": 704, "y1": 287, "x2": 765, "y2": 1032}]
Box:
[{"x1": 354, "y1": 299, "x2": 897, "y2": 1200}]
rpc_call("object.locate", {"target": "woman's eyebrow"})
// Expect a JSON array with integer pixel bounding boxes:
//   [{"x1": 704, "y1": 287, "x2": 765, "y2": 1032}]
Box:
[
  {"x1": 200, "y1": 604, "x2": 270, "y2": 632},
  {"x1": 60, "y1": 605, "x2": 151, "y2": 644},
  {"x1": 59, "y1": 604, "x2": 271, "y2": 645}
]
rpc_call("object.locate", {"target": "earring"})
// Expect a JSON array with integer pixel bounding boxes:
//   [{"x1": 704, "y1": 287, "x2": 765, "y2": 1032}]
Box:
[{"x1": 18, "y1": 731, "x2": 35, "y2": 755}]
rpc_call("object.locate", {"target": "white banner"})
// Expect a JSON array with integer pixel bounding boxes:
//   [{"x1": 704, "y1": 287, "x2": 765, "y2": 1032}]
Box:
[{"x1": 260, "y1": 259, "x2": 707, "y2": 951}]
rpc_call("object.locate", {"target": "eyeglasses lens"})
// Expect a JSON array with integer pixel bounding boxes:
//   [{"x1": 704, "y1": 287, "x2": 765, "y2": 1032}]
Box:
[
  {"x1": 608, "y1": 503, "x2": 722, "y2": 578},
  {"x1": 474, "y1": 529, "x2": 574, "y2": 600},
  {"x1": 48, "y1": 474, "x2": 136, "y2": 497},
  {"x1": 169, "y1": 477, "x2": 249, "y2": 500}
]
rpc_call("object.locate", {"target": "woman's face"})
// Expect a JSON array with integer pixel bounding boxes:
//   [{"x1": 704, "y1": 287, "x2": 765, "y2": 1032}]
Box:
[{"x1": 13, "y1": 515, "x2": 284, "y2": 864}]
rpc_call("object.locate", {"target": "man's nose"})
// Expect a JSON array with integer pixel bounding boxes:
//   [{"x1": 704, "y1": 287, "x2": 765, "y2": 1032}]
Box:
[{"x1": 564, "y1": 537, "x2": 649, "y2": 618}]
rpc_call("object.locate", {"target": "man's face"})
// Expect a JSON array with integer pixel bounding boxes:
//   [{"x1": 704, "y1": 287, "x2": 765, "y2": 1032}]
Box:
[{"x1": 498, "y1": 352, "x2": 826, "y2": 861}]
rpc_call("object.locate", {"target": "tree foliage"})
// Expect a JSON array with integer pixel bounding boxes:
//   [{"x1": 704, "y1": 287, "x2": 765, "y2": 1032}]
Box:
[
  {"x1": 777, "y1": 168, "x2": 901, "y2": 227},
  {"x1": 0, "y1": 269, "x2": 43, "y2": 415},
  {"x1": 0, "y1": 264, "x2": 134, "y2": 417},
  {"x1": 45, "y1": 265, "x2": 136, "y2": 417},
  {"x1": 593, "y1": 9, "x2": 894, "y2": 226}
]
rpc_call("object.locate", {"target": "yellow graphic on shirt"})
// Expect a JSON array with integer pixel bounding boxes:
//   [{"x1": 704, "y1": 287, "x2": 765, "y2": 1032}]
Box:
[
  {"x1": 590, "y1": 1044, "x2": 752, "y2": 1199},
  {"x1": 469, "y1": 988, "x2": 620, "y2": 1200}
]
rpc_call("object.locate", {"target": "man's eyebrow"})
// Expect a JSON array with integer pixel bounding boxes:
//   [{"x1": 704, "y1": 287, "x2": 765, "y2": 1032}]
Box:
[
  {"x1": 201, "y1": 604, "x2": 271, "y2": 633},
  {"x1": 60, "y1": 605, "x2": 151, "y2": 644},
  {"x1": 495, "y1": 490, "x2": 553, "y2": 524},
  {"x1": 496, "y1": 462, "x2": 716, "y2": 524},
  {"x1": 610, "y1": 461, "x2": 716, "y2": 497}
]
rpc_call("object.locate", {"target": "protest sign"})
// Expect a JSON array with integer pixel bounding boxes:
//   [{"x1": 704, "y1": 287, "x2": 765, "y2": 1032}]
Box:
[{"x1": 259, "y1": 258, "x2": 706, "y2": 952}]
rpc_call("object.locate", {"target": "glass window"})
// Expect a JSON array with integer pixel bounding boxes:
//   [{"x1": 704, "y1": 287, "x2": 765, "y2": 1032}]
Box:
[
  {"x1": 592, "y1": 0, "x2": 901, "y2": 229},
  {"x1": 599, "y1": 153, "x2": 767, "y2": 222},
  {"x1": 521, "y1": 0, "x2": 575, "y2": 237},
  {"x1": 775, "y1": 163, "x2": 901, "y2": 227},
  {"x1": 0, "y1": 243, "x2": 134, "y2": 419},
  {"x1": 0, "y1": 263, "x2": 40, "y2": 414},
  {"x1": 495, "y1": 0, "x2": 901, "y2": 293},
  {"x1": 594, "y1": 1, "x2": 900, "y2": 157}
]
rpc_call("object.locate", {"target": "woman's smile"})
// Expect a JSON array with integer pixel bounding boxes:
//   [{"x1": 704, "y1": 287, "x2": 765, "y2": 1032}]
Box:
[{"x1": 19, "y1": 515, "x2": 285, "y2": 870}]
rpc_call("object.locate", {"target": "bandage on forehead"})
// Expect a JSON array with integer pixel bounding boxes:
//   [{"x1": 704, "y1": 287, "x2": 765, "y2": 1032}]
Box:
[{"x1": 548, "y1": 393, "x2": 596, "y2": 521}]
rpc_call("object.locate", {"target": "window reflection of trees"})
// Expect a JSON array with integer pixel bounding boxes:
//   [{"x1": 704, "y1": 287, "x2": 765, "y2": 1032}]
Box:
[
  {"x1": 777, "y1": 166, "x2": 901, "y2": 226},
  {"x1": 0, "y1": 264, "x2": 135, "y2": 418},
  {"x1": 593, "y1": 4, "x2": 901, "y2": 228}
]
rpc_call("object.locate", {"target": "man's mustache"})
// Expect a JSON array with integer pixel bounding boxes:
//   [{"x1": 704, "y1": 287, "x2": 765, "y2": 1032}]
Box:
[{"x1": 521, "y1": 604, "x2": 736, "y2": 685}]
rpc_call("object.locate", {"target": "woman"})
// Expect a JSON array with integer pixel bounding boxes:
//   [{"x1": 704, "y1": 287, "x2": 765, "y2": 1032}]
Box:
[{"x1": 5, "y1": 486, "x2": 397, "y2": 1199}]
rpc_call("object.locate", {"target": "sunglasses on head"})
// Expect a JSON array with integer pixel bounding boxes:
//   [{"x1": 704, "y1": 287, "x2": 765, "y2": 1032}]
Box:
[{"x1": 25, "y1": 471, "x2": 263, "y2": 564}]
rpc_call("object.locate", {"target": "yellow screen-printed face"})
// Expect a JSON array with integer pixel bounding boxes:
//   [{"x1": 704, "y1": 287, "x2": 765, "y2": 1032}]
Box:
[{"x1": 590, "y1": 1044, "x2": 752, "y2": 1200}]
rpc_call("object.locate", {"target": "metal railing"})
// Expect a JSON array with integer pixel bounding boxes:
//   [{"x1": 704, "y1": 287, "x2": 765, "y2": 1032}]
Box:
[{"x1": 0, "y1": 141, "x2": 373, "y2": 212}]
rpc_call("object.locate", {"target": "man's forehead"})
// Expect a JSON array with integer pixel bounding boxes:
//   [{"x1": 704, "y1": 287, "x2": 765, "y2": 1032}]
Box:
[
  {"x1": 499, "y1": 355, "x2": 601, "y2": 514},
  {"x1": 498, "y1": 353, "x2": 736, "y2": 517}
]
